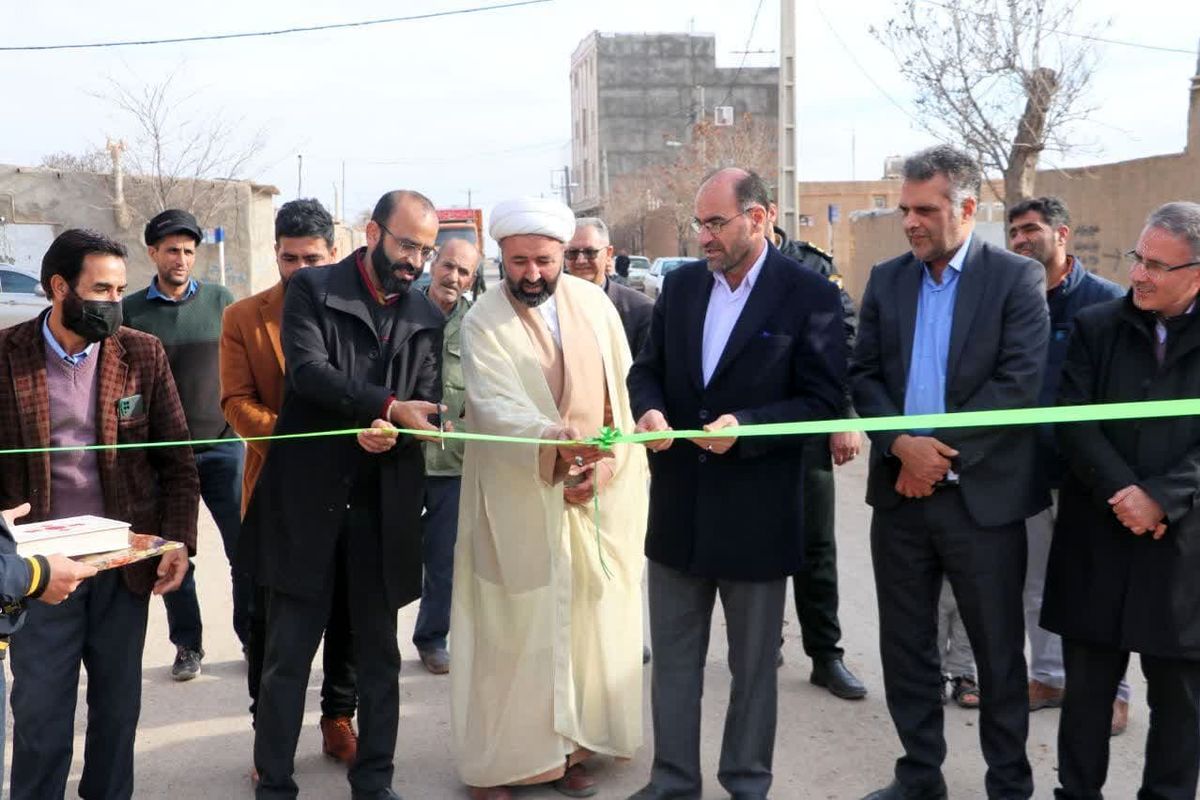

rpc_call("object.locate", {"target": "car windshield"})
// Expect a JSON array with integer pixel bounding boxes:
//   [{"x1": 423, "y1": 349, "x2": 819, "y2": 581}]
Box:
[
  {"x1": 628, "y1": 257, "x2": 651, "y2": 271},
  {"x1": 659, "y1": 258, "x2": 689, "y2": 274}
]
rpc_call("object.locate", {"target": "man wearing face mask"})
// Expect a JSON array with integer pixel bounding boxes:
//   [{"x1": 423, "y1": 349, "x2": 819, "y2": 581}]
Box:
[
  {"x1": 412, "y1": 238, "x2": 480, "y2": 675},
  {"x1": 0, "y1": 229, "x2": 198, "y2": 799},
  {"x1": 242, "y1": 190, "x2": 445, "y2": 800},
  {"x1": 123, "y1": 208, "x2": 246, "y2": 683},
  {"x1": 220, "y1": 198, "x2": 360, "y2": 775}
]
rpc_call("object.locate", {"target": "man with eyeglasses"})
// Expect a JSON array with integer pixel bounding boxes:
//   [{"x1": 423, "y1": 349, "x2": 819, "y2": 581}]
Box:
[
  {"x1": 1005, "y1": 196, "x2": 1130, "y2": 734},
  {"x1": 1042, "y1": 201, "x2": 1200, "y2": 800},
  {"x1": 627, "y1": 168, "x2": 846, "y2": 800},
  {"x1": 565, "y1": 218, "x2": 654, "y2": 358},
  {"x1": 242, "y1": 190, "x2": 445, "y2": 800}
]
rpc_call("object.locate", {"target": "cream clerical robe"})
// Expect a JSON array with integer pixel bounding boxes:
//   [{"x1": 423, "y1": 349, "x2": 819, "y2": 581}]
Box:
[{"x1": 450, "y1": 273, "x2": 649, "y2": 788}]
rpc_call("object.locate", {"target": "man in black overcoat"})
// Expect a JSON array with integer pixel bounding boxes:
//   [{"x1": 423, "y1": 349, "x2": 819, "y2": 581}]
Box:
[
  {"x1": 1044, "y1": 201, "x2": 1200, "y2": 800},
  {"x1": 243, "y1": 190, "x2": 445, "y2": 800}
]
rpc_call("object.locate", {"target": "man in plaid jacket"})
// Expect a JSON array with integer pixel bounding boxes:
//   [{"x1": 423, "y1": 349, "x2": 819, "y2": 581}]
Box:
[{"x1": 0, "y1": 229, "x2": 199, "y2": 800}]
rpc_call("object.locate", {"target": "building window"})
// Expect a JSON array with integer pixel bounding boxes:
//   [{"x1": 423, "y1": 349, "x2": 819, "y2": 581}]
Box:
[{"x1": 872, "y1": 195, "x2": 887, "y2": 209}]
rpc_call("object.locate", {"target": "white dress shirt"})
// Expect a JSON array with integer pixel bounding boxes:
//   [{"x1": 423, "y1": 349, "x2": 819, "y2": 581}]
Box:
[
  {"x1": 537, "y1": 295, "x2": 562, "y2": 347},
  {"x1": 701, "y1": 241, "x2": 769, "y2": 386}
]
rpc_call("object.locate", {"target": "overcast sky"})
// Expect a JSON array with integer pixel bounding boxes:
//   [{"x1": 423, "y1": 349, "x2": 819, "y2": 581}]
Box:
[{"x1": 2, "y1": 0, "x2": 1197, "y2": 249}]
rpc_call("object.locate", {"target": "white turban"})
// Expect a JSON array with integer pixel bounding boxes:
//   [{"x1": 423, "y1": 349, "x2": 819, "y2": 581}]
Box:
[{"x1": 489, "y1": 197, "x2": 576, "y2": 244}]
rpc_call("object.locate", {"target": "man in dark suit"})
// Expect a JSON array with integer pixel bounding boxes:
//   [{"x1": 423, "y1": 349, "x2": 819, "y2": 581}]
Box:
[
  {"x1": 850, "y1": 145, "x2": 1049, "y2": 800},
  {"x1": 627, "y1": 168, "x2": 847, "y2": 800},
  {"x1": 242, "y1": 190, "x2": 445, "y2": 800},
  {"x1": 0, "y1": 229, "x2": 199, "y2": 799},
  {"x1": 566, "y1": 217, "x2": 654, "y2": 358},
  {"x1": 1044, "y1": 201, "x2": 1200, "y2": 800}
]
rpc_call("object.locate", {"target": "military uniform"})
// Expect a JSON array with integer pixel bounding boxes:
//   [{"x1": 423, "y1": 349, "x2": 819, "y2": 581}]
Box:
[{"x1": 774, "y1": 229, "x2": 859, "y2": 676}]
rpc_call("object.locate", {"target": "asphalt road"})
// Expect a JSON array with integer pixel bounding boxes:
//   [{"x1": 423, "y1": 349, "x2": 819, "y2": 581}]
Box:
[{"x1": 4, "y1": 448, "x2": 1154, "y2": 799}]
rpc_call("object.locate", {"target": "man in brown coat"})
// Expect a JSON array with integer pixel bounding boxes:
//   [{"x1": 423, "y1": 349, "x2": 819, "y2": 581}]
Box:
[
  {"x1": 220, "y1": 198, "x2": 358, "y2": 769},
  {"x1": 0, "y1": 228, "x2": 198, "y2": 799}
]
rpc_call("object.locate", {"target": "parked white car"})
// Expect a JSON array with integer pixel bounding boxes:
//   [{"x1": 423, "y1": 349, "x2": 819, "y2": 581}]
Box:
[
  {"x1": 0, "y1": 267, "x2": 50, "y2": 330},
  {"x1": 625, "y1": 255, "x2": 651, "y2": 290},
  {"x1": 643, "y1": 257, "x2": 692, "y2": 301}
]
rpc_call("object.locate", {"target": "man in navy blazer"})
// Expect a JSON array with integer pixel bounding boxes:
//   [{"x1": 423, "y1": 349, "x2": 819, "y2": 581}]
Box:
[
  {"x1": 626, "y1": 168, "x2": 847, "y2": 800},
  {"x1": 850, "y1": 145, "x2": 1050, "y2": 800}
]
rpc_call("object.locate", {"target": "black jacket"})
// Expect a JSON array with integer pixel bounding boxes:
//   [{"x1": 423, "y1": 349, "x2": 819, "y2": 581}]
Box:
[
  {"x1": 240, "y1": 251, "x2": 443, "y2": 610},
  {"x1": 1036, "y1": 258, "x2": 1123, "y2": 487},
  {"x1": 1043, "y1": 293, "x2": 1200, "y2": 659},
  {"x1": 627, "y1": 244, "x2": 847, "y2": 580},
  {"x1": 850, "y1": 237, "x2": 1050, "y2": 527},
  {"x1": 603, "y1": 277, "x2": 654, "y2": 360}
]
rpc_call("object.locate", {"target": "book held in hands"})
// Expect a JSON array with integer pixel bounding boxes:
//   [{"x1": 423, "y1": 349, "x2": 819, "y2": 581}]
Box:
[{"x1": 12, "y1": 515, "x2": 131, "y2": 558}]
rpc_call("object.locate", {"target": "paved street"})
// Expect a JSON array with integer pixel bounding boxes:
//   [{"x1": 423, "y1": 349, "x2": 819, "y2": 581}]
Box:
[{"x1": 5, "y1": 449, "x2": 1152, "y2": 798}]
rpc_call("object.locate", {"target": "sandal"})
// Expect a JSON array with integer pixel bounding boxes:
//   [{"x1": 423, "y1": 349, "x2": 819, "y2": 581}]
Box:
[{"x1": 951, "y1": 675, "x2": 981, "y2": 709}]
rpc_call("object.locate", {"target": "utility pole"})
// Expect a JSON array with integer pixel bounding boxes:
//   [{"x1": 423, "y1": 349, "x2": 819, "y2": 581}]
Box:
[
  {"x1": 467, "y1": 188, "x2": 472, "y2": 208},
  {"x1": 562, "y1": 165, "x2": 573, "y2": 208},
  {"x1": 340, "y1": 160, "x2": 346, "y2": 221},
  {"x1": 777, "y1": 0, "x2": 798, "y2": 238},
  {"x1": 297, "y1": 154, "x2": 303, "y2": 197}
]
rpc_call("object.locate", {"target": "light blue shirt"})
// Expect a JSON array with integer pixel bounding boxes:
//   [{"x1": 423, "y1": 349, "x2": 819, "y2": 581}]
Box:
[
  {"x1": 41, "y1": 314, "x2": 95, "y2": 366},
  {"x1": 904, "y1": 233, "x2": 974, "y2": 432},
  {"x1": 147, "y1": 276, "x2": 198, "y2": 303}
]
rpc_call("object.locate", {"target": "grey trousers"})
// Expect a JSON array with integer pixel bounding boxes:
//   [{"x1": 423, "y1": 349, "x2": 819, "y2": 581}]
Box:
[
  {"x1": 638, "y1": 560, "x2": 786, "y2": 800},
  {"x1": 938, "y1": 578, "x2": 975, "y2": 679}
]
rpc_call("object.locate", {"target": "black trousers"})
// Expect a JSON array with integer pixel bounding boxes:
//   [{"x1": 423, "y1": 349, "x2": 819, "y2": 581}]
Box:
[
  {"x1": 9, "y1": 570, "x2": 149, "y2": 800},
  {"x1": 254, "y1": 503, "x2": 401, "y2": 799},
  {"x1": 792, "y1": 438, "x2": 844, "y2": 660},
  {"x1": 871, "y1": 488, "x2": 1032, "y2": 799},
  {"x1": 1056, "y1": 638, "x2": 1200, "y2": 800},
  {"x1": 246, "y1": 573, "x2": 358, "y2": 722}
]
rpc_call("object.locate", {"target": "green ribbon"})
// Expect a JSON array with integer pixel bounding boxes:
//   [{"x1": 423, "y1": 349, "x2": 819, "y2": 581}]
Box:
[{"x1": 1, "y1": 398, "x2": 1197, "y2": 457}]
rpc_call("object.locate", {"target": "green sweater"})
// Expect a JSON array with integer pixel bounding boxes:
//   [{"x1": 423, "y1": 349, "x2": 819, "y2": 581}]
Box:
[{"x1": 123, "y1": 280, "x2": 234, "y2": 443}]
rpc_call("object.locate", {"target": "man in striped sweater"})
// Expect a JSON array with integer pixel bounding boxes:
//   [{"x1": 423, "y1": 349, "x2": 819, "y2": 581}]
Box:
[{"x1": 124, "y1": 209, "x2": 247, "y2": 681}]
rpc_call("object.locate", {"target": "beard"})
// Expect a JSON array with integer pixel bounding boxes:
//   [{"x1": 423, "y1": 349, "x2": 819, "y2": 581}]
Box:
[
  {"x1": 371, "y1": 244, "x2": 418, "y2": 295},
  {"x1": 505, "y1": 270, "x2": 559, "y2": 307}
]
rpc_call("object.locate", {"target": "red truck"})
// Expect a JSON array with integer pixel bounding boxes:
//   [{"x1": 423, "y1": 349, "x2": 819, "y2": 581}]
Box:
[{"x1": 435, "y1": 208, "x2": 484, "y2": 252}]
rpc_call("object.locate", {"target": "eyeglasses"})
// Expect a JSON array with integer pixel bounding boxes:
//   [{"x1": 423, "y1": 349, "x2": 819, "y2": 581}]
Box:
[
  {"x1": 690, "y1": 207, "x2": 760, "y2": 236},
  {"x1": 565, "y1": 248, "x2": 603, "y2": 262},
  {"x1": 378, "y1": 222, "x2": 438, "y2": 266},
  {"x1": 1125, "y1": 249, "x2": 1200, "y2": 275}
]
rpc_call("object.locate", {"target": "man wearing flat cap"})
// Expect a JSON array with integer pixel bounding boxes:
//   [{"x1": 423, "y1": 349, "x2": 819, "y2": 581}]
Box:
[
  {"x1": 449, "y1": 197, "x2": 649, "y2": 800},
  {"x1": 123, "y1": 208, "x2": 247, "y2": 682}
]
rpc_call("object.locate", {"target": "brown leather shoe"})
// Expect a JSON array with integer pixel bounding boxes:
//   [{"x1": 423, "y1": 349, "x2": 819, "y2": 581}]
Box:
[
  {"x1": 552, "y1": 763, "x2": 597, "y2": 798},
  {"x1": 320, "y1": 715, "x2": 358, "y2": 765},
  {"x1": 1111, "y1": 699, "x2": 1129, "y2": 737},
  {"x1": 468, "y1": 788, "x2": 513, "y2": 800},
  {"x1": 1029, "y1": 679, "x2": 1064, "y2": 711}
]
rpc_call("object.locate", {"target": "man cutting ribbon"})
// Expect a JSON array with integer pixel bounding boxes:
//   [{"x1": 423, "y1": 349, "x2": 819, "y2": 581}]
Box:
[{"x1": 449, "y1": 197, "x2": 648, "y2": 800}]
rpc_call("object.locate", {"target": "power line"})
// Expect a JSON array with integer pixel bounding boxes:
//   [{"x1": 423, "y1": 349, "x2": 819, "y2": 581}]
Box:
[
  {"x1": 716, "y1": 0, "x2": 768, "y2": 112},
  {"x1": 813, "y1": 0, "x2": 925, "y2": 128},
  {"x1": 0, "y1": 0, "x2": 551, "y2": 52},
  {"x1": 916, "y1": 0, "x2": 1196, "y2": 56}
]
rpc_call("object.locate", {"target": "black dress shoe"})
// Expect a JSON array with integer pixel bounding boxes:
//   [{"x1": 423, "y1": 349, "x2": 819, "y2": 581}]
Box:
[
  {"x1": 810, "y1": 657, "x2": 867, "y2": 699},
  {"x1": 861, "y1": 780, "x2": 947, "y2": 800}
]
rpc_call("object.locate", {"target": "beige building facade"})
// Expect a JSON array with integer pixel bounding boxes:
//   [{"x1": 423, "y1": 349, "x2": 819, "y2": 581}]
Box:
[{"x1": 0, "y1": 164, "x2": 281, "y2": 299}]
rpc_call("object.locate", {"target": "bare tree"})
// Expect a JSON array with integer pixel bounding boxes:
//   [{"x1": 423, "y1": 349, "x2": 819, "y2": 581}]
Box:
[
  {"x1": 40, "y1": 148, "x2": 109, "y2": 173},
  {"x1": 872, "y1": 0, "x2": 1101, "y2": 207},
  {"x1": 99, "y1": 72, "x2": 266, "y2": 228},
  {"x1": 654, "y1": 115, "x2": 777, "y2": 254}
]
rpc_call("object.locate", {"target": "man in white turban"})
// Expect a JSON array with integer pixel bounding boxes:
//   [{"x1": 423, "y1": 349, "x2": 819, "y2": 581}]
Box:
[{"x1": 450, "y1": 198, "x2": 649, "y2": 800}]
